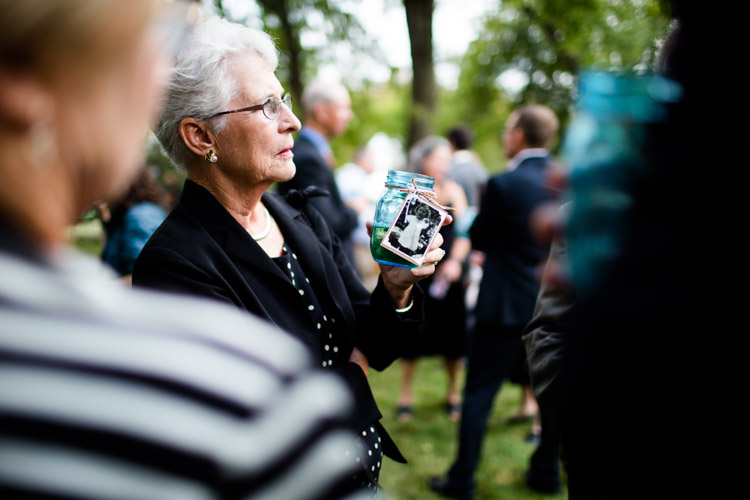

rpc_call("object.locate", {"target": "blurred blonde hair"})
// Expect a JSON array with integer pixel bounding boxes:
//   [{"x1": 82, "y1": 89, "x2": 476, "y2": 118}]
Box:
[{"x1": 0, "y1": 0, "x2": 154, "y2": 79}]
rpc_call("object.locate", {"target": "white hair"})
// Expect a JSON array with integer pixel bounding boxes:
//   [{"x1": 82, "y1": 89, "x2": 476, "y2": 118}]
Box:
[
  {"x1": 301, "y1": 80, "x2": 348, "y2": 117},
  {"x1": 155, "y1": 17, "x2": 279, "y2": 171},
  {"x1": 407, "y1": 135, "x2": 451, "y2": 173}
]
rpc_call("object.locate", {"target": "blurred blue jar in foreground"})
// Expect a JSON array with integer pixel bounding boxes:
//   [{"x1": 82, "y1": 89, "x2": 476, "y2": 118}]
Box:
[{"x1": 562, "y1": 71, "x2": 682, "y2": 293}]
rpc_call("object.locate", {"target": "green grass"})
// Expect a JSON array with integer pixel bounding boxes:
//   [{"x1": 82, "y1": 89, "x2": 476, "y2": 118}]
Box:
[
  {"x1": 369, "y1": 358, "x2": 567, "y2": 500},
  {"x1": 68, "y1": 220, "x2": 104, "y2": 257}
]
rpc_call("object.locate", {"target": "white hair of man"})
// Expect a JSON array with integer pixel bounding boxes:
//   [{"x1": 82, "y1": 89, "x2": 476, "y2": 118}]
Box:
[
  {"x1": 301, "y1": 80, "x2": 348, "y2": 118},
  {"x1": 407, "y1": 135, "x2": 451, "y2": 173},
  {"x1": 155, "y1": 17, "x2": 279, "y2": 171}
]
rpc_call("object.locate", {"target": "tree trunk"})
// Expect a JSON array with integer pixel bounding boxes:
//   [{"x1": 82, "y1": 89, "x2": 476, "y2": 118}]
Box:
[
  {"x1": 404, "y1": 0, "x2": 437, "y2": 148},
  {"x1": 257, "y1": 0, "x2": 305, "y2": 120}
]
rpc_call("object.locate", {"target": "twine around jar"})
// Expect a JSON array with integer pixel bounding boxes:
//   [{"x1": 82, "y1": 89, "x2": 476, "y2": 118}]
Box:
[{"x1": 382, "y1": 178, "x2": 455, "y2": 213}]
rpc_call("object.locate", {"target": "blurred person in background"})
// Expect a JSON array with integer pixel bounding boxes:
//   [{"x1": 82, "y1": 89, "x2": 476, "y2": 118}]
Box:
[
  {"x1": 0, "y1": 1, "x2": 371, "y2": 498},
  {"x1": 132, "y1": 17, "x2": 449, "y2": 497},
  {"x1": 336, "y1": 145, "x2": 386, "y2": 290},
  {"x1": 277, "y1": 80, "x2": 359, "y2": 266},
  {"x1": 430, "y1": 105, "x2": 560, "y2": 500},
  {"x1": 446, "y1": 124, "x2": 487, "y2": 349},
  {"x1": 446, "y1": 124, "x2": 488, "y2": 212},
  {"x1": 99, "y1": 164, "x2": 168, "y2": 283},
  {"x1": 521, "y1": 204, "x2": 572, "y2": 495},
  {"x1": 525, "y1": 2, "x2": 739, "y2": 498},
  {"x1": 396, "y1": 136, "x2": 471, "y2": 423}
]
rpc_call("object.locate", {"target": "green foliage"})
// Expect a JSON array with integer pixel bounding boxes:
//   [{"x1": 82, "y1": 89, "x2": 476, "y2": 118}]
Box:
[
  {"x1": 215, "y1": 0, "x2": 383, "y2": 118},
  {"x1": 332, "y1": 79, "x2": 411, "y2": 165},
  {"x1": 211, "y1": 0, "x2": 671, "y2": 173},
  {"x1": 370, "y1": 358, "x2": 567, "y2": 500},
  {"x1": 452, "y1": 0, "x2": 671, "y2": 171},
  {"x1": 436, "y1": 85, "x2": 513, "y2": 174},
  {"x1": 258, "y1": 0, "x2": 372, "y2": 82}
]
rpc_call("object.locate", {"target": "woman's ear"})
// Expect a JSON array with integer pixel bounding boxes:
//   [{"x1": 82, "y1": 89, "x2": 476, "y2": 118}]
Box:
[{"x1": 179, "y1": 117, "x2": 214, "y2": 157}]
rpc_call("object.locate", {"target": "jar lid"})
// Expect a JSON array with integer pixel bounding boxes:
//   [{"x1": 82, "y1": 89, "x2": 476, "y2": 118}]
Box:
[
  {"x1": 577, "y1": 71, "x2": 681, "y2": 123},
  {"x1": 385, "y1": 170, "x2": 435, "y2": 190}
]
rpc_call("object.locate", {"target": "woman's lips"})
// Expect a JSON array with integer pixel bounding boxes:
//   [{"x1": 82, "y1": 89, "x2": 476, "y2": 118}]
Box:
[{"x1": 277, "y1": 146, "x2": 293, "y2": 157}]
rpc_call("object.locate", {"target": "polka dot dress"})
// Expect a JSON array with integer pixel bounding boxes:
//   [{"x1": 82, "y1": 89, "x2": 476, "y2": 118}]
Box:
[
  {"x1": 273, "y1": 244, "x2": 383, "y2": 496},
  {"x1": 273, "y1": 244, "x2": 341, "y2": 367},
  {"x1": 345, "y1": 425, "x2": 384, "y2": 497}
]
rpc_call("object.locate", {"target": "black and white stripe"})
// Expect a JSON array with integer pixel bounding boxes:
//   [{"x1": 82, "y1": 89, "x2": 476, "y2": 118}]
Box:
[{"x1": 1, "y1": 250, "x2": 366, "y2": 500}]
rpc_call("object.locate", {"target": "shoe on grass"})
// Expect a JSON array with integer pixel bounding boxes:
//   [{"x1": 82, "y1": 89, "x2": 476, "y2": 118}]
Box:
[
  {"x1": 396, "y1": 404, "x2": 412, "y2": 422},
  {"x1": 428, "y1": 475, "x2": 473, "y2": 500},
  {"x1": 525, "y1": 470, "x2": 561, "y2": 495}
]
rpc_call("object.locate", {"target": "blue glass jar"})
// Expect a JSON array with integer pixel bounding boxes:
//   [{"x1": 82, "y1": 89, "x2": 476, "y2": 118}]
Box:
[
  {"x1": 370, "y1": 170, "x2": 435, "y2": 268},
  {"x1": 562, "y1": 71, "x2": 681, "y2": 292}
]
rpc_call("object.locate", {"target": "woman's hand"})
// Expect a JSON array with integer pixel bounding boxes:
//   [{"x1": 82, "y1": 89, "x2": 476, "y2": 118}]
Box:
[
  {"x1": 348, "y1": 347, "x2": 370, "y2": 378},
  {"x1": 367, "y1": 215, "x2": 452, "y2": 309}
]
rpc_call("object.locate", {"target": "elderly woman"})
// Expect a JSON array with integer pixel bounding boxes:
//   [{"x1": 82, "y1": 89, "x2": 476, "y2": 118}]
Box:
[
  {"x1": 133, "y1": 18, "x2": 447, "y2": 496},
  {"x1": 396, "y1": 136, "x2": 471, "y2": 422}
]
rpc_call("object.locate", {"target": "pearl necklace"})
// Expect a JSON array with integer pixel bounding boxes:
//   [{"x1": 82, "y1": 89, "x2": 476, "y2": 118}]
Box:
[{"x1": 251, "y1": 205, "x2": 272, "y2": 241}]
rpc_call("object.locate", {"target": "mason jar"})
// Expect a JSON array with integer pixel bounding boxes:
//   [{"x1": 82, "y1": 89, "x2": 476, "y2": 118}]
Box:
[
  {"x1": 561, "y1": 71, "x2": 681, "y2": 292},
  {"x1": 370, "y1": 170, "x2": 435, "y2": 268}
]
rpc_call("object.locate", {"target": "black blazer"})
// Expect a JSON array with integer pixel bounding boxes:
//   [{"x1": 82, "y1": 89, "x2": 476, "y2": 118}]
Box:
[
  {"x1": 469, "y1": 155, "x2": 556, "y2": 329},
  {"x1": 276, "y1": 134, "x2": 358, "y2": 258},
  {"x1": 133, "y1": 180, "x2": 423, "y2": 462}
]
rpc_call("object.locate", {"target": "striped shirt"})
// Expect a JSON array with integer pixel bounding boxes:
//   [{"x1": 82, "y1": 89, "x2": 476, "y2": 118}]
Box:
[{"x1": 0, "y1": 245, "x2": 365, "y2": 500}]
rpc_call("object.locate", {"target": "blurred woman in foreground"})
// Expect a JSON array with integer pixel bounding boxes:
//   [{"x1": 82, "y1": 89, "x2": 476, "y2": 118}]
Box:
[
  {"x1": 0, "y1": 0, "x2": 165, "y2": 243},
  {"x1": 1, "y1": 1, "x2": 367, "y2": 498}
]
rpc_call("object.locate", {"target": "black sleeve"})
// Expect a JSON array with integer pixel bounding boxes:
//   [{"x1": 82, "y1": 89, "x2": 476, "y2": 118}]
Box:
[
  {"x1": 354, "y1": 277, "x2": 425, "y2": 371},
  {"x1": 521, "y1": 234, "x2": 576, "y2": 418},
  {"x1": 133, "y1": 245, "x2": 240, "y2": 307}
]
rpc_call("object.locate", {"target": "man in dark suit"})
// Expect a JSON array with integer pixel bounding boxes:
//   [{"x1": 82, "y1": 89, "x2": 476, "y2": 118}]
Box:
[
  {"x1": 430, "y1": 105, "x2": 560, "y2": 500},
  {"x1": 276, "y1": 81, "x2": 359, "y2": 264}
]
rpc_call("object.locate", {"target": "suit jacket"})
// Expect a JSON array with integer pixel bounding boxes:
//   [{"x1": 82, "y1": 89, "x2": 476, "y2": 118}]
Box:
[
  {"x1": 522, "y1": 227, "x2": 575, "y2": 418},
  {"x1": 133, "y1": 179, "x2": 424, "y2": 462},
  {"x1": 277, "y1": 134, "x2": 358, "y2": 259},
  {"x1": 469, "y1": 154, "x2": 556, "y2": 329}
]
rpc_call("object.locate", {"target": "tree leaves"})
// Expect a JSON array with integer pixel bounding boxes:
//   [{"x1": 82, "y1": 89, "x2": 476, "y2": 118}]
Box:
[{"x1": 450, "y1": 0, "x2": 670, "y2": 168}]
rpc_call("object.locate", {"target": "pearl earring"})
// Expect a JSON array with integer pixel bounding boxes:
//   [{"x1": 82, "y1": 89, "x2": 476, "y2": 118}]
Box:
[{"x1": 204, "y1": 149, "x2": 218, "y2": 163}]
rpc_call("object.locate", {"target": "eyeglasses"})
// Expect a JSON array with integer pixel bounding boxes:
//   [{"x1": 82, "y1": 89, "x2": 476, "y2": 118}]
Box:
[{"x1": 207, "y1": 93, "x2": 292, "y2": 120}]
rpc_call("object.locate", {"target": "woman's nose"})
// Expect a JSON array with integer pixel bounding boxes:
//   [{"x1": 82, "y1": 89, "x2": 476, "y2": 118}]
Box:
[{"x1": 279, "y1": 103, "x2": 301, "y2": 133}]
